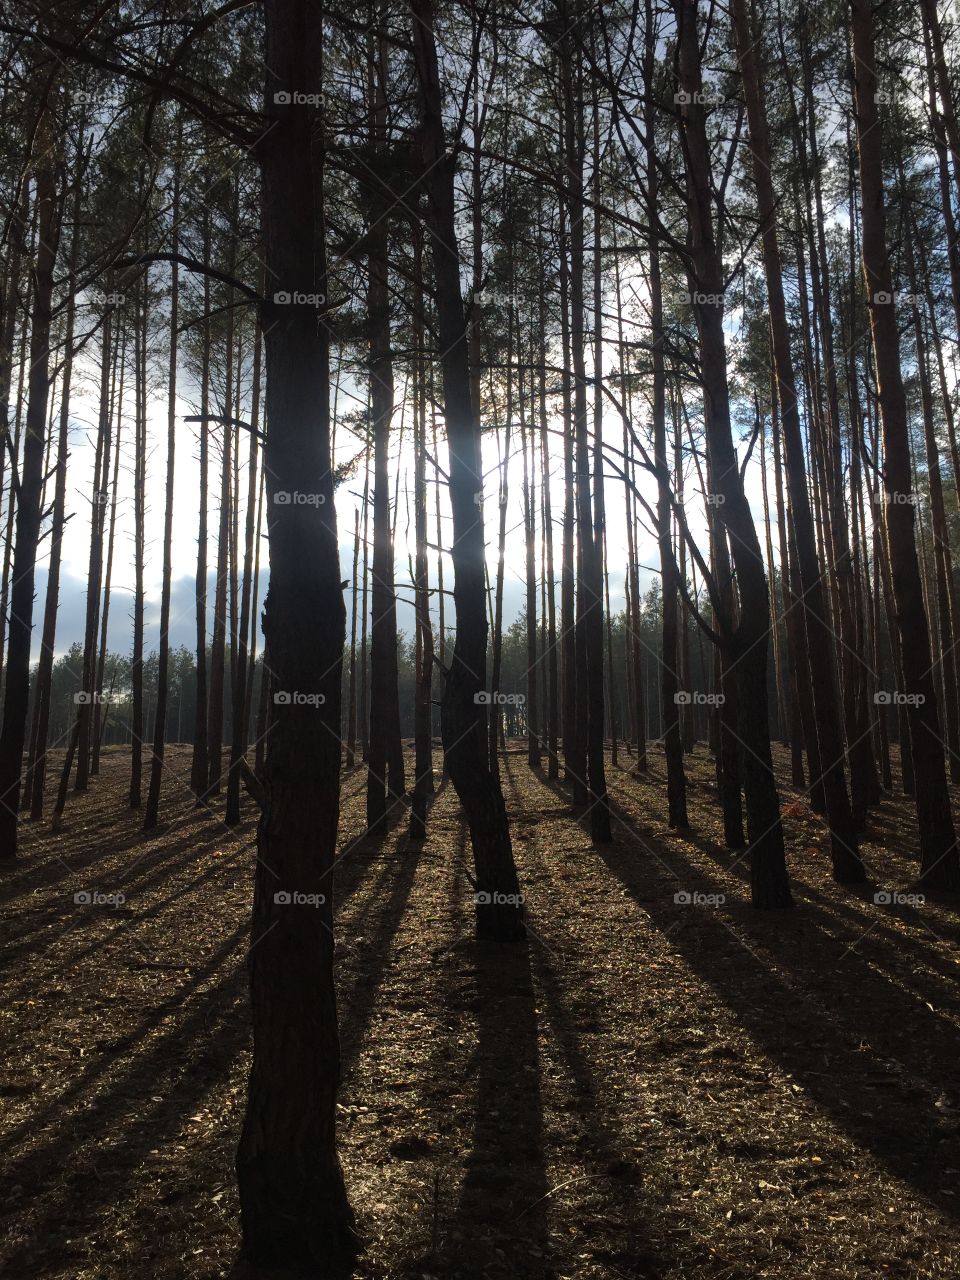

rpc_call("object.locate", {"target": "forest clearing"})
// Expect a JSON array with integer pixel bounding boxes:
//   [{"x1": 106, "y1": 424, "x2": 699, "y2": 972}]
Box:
[{"x1": 3, "y1": 0, "x2": 960, "y2": 1275}]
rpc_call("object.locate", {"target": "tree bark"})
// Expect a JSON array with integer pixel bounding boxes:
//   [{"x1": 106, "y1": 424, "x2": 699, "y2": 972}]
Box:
[
  {"x1": 850, "y1": 0, "x2": 960, "y2": 890},
  {"x1": 411, "y1": 0, "x2": 524, "y2": 940},
  {"x1": 235, "y1": 0, "x2": 357, "y2": 1265},
  {"x1": 128, "y1": 267, "x2": 148, "y2": 809},
  {"x1": 225, "y1": 315, "x2": 262, "y2": 826},
  {"x1": 190, "y1": 217, "x2": 211, "y2": 797},
  {"x1": 365, "y1": 28, "x2": 405, "y2": 831},
  {"x1": 26, "y1": 168, "x2": 82, "y2": 819},
  {"x1": 674, "y1": 0, "x2": 792, "y2": 906},
  {"x1": 732, "y1": 0, "x2": 863, "y2": 881},
  {"x1": 0, "y1": 130, "x2": 61, "y2": 859}
]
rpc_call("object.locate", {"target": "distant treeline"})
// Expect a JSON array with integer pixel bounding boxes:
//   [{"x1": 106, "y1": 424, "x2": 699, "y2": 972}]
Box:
[{"x1": 31, "y1": 584, "x2": 735, "y2": 754}]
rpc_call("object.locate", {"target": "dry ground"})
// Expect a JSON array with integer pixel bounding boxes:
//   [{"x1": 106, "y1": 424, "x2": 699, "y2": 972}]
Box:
[{"x1": 1, "y1": 740, "x2": 959, "y2": 1278}]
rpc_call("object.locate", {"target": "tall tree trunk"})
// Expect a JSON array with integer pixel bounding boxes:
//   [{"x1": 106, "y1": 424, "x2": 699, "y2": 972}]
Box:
[
  {"x1": 562, "y1": 20, "x2": 610, "y2": 840},
  {"x1": 206, "y1": 307, "x2": 234, "y2": 799},
  {"x1": 146, "y1": 175, "x2": 179, "y2": 834},
  {"x1": 226, "y1": 320, "x2": 263, "y2": 825},
  {"x1": 675, "y1": 0, "x2": 792, "y2": 906},
  {"x1": 73, "y1": 303, "x2": 115, "y2": 793},
  {"x1": 236, "y1": 1, "x2": 357, "y2": 1264},
  {"x1": 850, "y1": 0, "x2": 960, "y2": 890},
  {"x1": 620, "y1": 279, "x2": 647, "y2": 773},
  {"x1": 904, "y1": 213, "x2": 960, "y2": 785},
  {"x1": 538, "y1": 325, "x2": 560, "y2": 779},
  {"x1": 0, "y1": 125, "x2": 61, "y2": 860},
  {"x1": 645, "y1": 6, "x2": 687, "y2": 825},
  {"x1": 558, "y1": 194, "x2": 580, "y2": 794},
  {"x1": 732, "y1": 0, "x2": 863, "y2": 881},
  {"x1": 93, "y1": 378, "x2": 122, "y2": 771},
  {"x1": 0, "y1": 179, "x2": 29, "y2": 697},
  {"x1": 411, "y1": 0, "x2": 524, "y2": 939},
  {"x1": 190, "y1": 221, "x2": 211, "y2": 797},
  {"x1": 522, "y1": 403, "x2": 541, "y2": 769},
  {"x1": 26, "y1": 169, "x2": 82, "y2": 819},
  {"x1": 488, "y1": 339, "x2": 512, "y2": 777},
  {"x1": 346, "y1": 505, "x2": 360, "y2": 771},
  {"x1": 410, "y1": 275, "x2": 435, "y2": 840},
  {"x1": 365, "y1": 29, "x2": 405, "y2": 830},
  {"x1": 128, "y1": 272, "x2": 148, "y2": 809},
  {"x1": 359, "y1": 437, "x2": 370, "y2": 763}
]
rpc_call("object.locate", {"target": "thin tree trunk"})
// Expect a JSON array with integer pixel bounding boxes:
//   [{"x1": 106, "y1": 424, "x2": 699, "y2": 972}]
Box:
[
  {"x1": 410, "y1": 267, "x2": 434, "y2": 840},
  {"x1": 0, "y1": 128, "x2": 61, "y2": 859},
  {"x1": 563, "y1": 26, "x2": 610, "y2": 840},
  {"x1": 411, "y1": 0, "x2": 524, "y2": 939},
  {"x1": 225, "y1": 316, "x2": 263, "y2": 825},
  {"x1": 365, "y1": 29, "x2": 405, "y2": 831},
  {"x1": 359, "y1": 437, "x2": 370, "y2": 763},
  {"x1": 26, "y1": 170, "x2": 82, "y2": 818},
  {"x1": 488, "y1": 330, "x2": 512, "y2": 777},
  {"x1": 345, "y1": 506, "x2": 360, "y2": 770},
  {"x1": 128, "y1": 272, "x2": 148, "y2": 808},
  {"x1": 522, "y1": 401, "x2": 540, "y2": 768},
  {"x1": 851, "y1": 0, "x2": 959, "y2": 890},
  {"x1": 675, "y1": 0, "x2": 792, "y2": 906},
  {"x1": 206, "y1": 305, "x2": 234, "y2": 799},
  {"x1": 190, "y1": 220, "x2": 211, "y2": 797},
  {"x1": 0, "y1": 179, "x2": 29, "y2": 696},
  {"x1": 732, "y1": 0, "x2": 863, "y2": 881},
  {"x1": 645, "y1": 12, "x2": 687, "y2": 824}
]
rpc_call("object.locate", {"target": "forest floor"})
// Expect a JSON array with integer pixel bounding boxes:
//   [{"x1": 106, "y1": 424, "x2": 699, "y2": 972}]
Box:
[{"x1": 1, "y1": 741, "x2": 960, "y2": 1279}]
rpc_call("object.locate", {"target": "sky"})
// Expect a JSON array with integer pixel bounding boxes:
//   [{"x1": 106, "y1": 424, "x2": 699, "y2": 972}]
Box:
[{"x1": 23, "y1": 296, "x2": 771, "y2": 668}]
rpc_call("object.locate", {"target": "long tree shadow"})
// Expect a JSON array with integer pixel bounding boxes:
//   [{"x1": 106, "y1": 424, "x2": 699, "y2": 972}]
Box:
[
  {"x1": 0, "y1": 757, "x2": 407, "y2": 1278},
  {"x1": 2, "y1": 825, "x2": 255, "y2": 976},
  {"x1": 0, "y1": 790, "x2": 249, "y2": 911},
  {"x1": 0, "y1": 916, "x2": 250, "y2": 1159},
  {"x1": 500, "y1": 757, "x2": 665, "y2": 1277},
  {"x1": 437, "y1": 818, "x2": 551, "y2": 1280},
  {"x1": 587, "y1": 816, "x2": 960, "y2": 1219},
  {"x1": 607, "y1": 757, "x2": 960, "y2": 986},
  {"x1": 338, "y1": 833, "x2": 422, "y2": 1077}
]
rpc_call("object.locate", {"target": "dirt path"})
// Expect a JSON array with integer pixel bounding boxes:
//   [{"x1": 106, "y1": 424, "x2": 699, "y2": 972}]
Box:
[{"x1": 1, "y1": 743, "x2": 959, "y2": 1278}]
